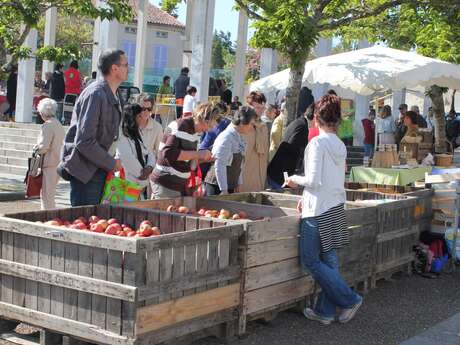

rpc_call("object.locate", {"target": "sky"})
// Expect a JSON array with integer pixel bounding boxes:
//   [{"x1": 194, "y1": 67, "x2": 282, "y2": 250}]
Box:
[{"x1": 150, "y1": 1, "x2": 254, "y2": 41}]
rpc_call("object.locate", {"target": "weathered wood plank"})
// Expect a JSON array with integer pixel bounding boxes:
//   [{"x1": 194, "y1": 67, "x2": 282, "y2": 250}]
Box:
[
  {"x1": 0, "y1": 301, "x2": 133, "y2": 345},
  {"x1": 50, "y1": 240, "x2": 65, "y2": 317},
  {"x1": 106, "y1": 250, "x2": 123, "y2": 335},
  {"x1": 122, "y1": 252, "x2": 139, "y2": 337},
  {"x1": 207, "y1": 238, "x2": 219, "y2": 290},
  {"x1": 244, "y1": 276, "x2": 315, "y2": 316},
  {"x1": 63, "y1": 243, "x2": 79, "y2": 320},
  {"x1": 37, "y1": 238, "x2": 51, "y2": 314},
  {"x1": 144, "y1": 249, "x2": 160, "y2": 306},
  {"x1": 246, "y1": 238, "x2": 299, "y2": 268},
  {"x1": 159, "y1": 247, "x2": 173, "y2": 301},
  {"x1": 195, "y1": 240, "x2": 208, "y2": 293},
  {"x1": 218, "y1": 238, "x2": 230, "y2": 288},
  {"x1": 12, "y1": 233, "x2": 26, "y2": 307},
  {"x1": 247, "y1": 217, "x2": 299, "y2": 244},
  {"x1": 1, "y1": 231, "x2": 14, "y2": 304},
  {"x1": 136, "y1": 284, "x2": 240, "y2": 335},
  {"x1": 77, "y1": 245, "x2": 92, "y2": 324},
  {"x1": 376, "y1": 226, "x2": 419, "y2": 243},
  {"x1": 24, "y1": 236, "x2": 38, "y2": 310},
  {"x1": 91, "y1": 247, "x2": 108, "y2": 329}
]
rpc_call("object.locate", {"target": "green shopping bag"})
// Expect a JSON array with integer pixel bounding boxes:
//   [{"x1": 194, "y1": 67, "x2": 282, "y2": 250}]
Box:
[{"x1": 101, "y1": 170, "x2": 127, "y2": 204}]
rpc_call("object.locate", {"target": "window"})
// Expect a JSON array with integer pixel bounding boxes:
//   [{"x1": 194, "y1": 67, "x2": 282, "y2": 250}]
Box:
[
  {"x1": 124, "y1": 26, "x2": 137, "y2": 35},
  {"x1": 122, "y1": 40, "x2": 136, "y2": 66},
  {"x1": 156, "y1": 31, "x2": 168, "y2": 39},
  {"x1": 151, "y1": 44, "x2": 168, "y2": 74}
]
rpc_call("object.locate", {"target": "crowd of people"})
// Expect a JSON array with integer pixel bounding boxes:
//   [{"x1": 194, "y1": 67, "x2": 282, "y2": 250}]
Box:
[{"x1": 31, "y1": 48, "x2": 366, "y2": 325}]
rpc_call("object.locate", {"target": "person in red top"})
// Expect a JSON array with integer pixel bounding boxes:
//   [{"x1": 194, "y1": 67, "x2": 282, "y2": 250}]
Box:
[
  {"x1": 361, "y1": 109, "x2": 376, "y2": 157},
  {"x1": 306, "y1": 104, "x2": 320, "y2": 142},
  {"x1": 64, "y1": 60, "x2": 82, "y2": 95}
]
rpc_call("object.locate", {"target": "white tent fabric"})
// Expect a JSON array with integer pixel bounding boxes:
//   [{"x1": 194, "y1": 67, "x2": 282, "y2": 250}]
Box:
[{"x1": 250, "y1": 46, "x2": 460, "y2": 96}]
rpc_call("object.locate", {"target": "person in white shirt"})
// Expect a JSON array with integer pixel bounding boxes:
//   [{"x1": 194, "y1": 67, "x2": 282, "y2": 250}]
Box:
[
  {"x1": 116, "y1": 104, "x2": 155, "y2": 192},
  {"x1": 285, "y1": 93, "x2": 362, "y2": 326},
  {"x1": 182, "y1": 85, "x2": 197, "y2": 117}
]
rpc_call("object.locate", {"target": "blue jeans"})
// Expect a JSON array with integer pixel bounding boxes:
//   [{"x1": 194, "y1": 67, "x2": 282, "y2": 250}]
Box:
[
  {"x1": 363, "y1": 144, "x2": 374, "y2": 157},
  {"x1": 300, "y1": 217, "x2": 361, "y2": 318},
  {"x1": 70, "y1": 169, "x2": 107, "y2": 206},
  {"x1": 267, "y1": 175, "x2": 283, "y2": 190}
]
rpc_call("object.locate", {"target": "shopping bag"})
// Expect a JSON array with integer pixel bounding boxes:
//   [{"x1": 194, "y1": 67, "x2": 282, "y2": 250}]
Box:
[
  {"x1": 25, "y1": 174, "x2": 42, "y2": 199},
  {"x1": 187, "y1": 163, "x2": 204, "y2": 197},
  {"x1": 101, "y1": 169, "x2": 127, "y2": 204},
  {"x1": 124, "y1": 180, "x2": 143, "y2": 202}
]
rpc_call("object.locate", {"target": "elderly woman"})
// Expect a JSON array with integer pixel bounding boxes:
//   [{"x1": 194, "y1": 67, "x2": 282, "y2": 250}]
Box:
[
  {"x1": 285, "y1": 94, "x2": 362, "y2": 325},
  {"x1": 375, "y1": 105, "x2": 396, "y2": 145},
  {"x1": 35, "y1": 98, "x2": 66, "y2": 209}
]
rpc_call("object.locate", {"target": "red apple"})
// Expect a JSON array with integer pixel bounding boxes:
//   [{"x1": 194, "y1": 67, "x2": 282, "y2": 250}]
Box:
[
  {"x1": 238, "y1": 211, "x2": 248, "y2": 219},
  {"x1": 232, "y1": 214, "x2": 241, "y2": 220},
  {"x1": 178, "y1": 206, "x2": 189, "y2": 214},
  {"x1": 74, "y1": 217, "x2": 87, "y2": 225},
  {"x1": 126, "y1": 231, "x2": 137, "y2": 237},
  {"x1": 166, "y1": 205, "x2": 177, "y2": 212},
  {"x1": 89, "y1": 215, "x2": 100, "y2": 223},
  {"x1": 105, "y1": 223, "x2": 122, "y2": 235},
  {"x1": 71, "y1": 222, "x2": 87, "y2": 230},
  {"x1": 121, "y1": 224, "x2": 130, "y2": 229},
  {"x1": 108, "y1": 218, "x2": 118, "y2": 225},
  {"x1": 117, "y1": 230, "x2": 127, "y2": 237},
  {"x1": 138, "y1": 227, "x2": 154, "y2": 237},
  {"x1": 97, "y1": 219, "x2": 109, "y2": 230},
  {"x1": 197, "y1": 208, "x2": 207, "y2": 216},
  {"x1": 123, "y1": 227, "x2": 134, "y2": 234},
  {"x1": 45, "y1": 220, "x2": 61, "y2": 226},
  {"x1": 219, "y1": 209, "x2": 231, "y2": 219},
  {"x1": 151, "y1": 227, "x2": 161, "y2": 236},
  {"x1": 140, "y1": 220, "x2": 152, "y2": 228},
  {"x1": 90, "y1": 223, "x2": 104, "y2": 233}
]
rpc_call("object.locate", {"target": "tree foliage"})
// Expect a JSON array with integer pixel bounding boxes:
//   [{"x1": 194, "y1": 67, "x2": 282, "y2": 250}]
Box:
[
  {"x1": 160, "y1": 0, "x2": 181, "y2": 17},
  {"x1": 211, "y1": 31, "x2": 235, "y2": 69},
  {"x1": 0, "y1": 0, "x2": 133, "y2": 63}
]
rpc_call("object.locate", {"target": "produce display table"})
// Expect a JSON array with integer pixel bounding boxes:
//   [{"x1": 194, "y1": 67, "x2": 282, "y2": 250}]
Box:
[{"x1": 349, "y1": 166, "x2": 432, "y2": 186}]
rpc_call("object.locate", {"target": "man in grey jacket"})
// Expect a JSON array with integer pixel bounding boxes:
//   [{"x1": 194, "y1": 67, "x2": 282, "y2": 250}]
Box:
[
  {"x1": 61, "y1": 49, "x2": 128, "y2": 206},
  {"x1": 174, "y1": 67, "x2": 190, "y2": 118}
]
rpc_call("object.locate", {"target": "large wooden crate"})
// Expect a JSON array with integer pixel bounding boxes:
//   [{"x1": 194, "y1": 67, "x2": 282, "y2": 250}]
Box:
[{"x1": 0, "y1": 205, "x2": 244, "y2": 345}]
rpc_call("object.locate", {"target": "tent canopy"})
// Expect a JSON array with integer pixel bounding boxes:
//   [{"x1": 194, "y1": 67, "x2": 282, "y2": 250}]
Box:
[{"x1": 250, "y1": 46, "x2": 460, "y2": 96}]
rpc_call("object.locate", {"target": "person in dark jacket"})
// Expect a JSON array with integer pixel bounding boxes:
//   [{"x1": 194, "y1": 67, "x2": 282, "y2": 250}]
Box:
[
  {"x1": 61, "y1": 49, "x2": 128, "y2": 206},
  {"x1": 297, "y1": 86, "x2": 314, "y2": 118},
  {"x1": 267, "y1": 103, "x2": 311, "y2": 189},
  {"x1": 221, "y1": 80, "x2": 232, "y2": 106},
  {"x1": 50, "y1": 63, "x2": 65, "y2": 102},
  {"x1": 174, "y1": 67, "x2": 190, "y2": 118},
  {"x1": 5, "y1": 65, "x2": 17, "y2": 118}
]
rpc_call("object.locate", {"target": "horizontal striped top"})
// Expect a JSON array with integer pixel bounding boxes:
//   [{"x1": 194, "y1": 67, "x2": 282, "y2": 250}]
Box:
[{"x1": 315, "y1": 203, "x2": 349, "y2": 253}]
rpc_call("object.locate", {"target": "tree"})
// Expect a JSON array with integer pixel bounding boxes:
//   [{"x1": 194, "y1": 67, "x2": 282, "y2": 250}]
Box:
[
  {"x1": 211, "y1": 31, "x2": 226, "y2": 69},
  {"x1": 160, "y1": 0, "x2": 180, "y2": 17},
  {"x1": 212, "y1": 31, "x2": 235, "y2": 70},
  {"x1": 233, "y1": 0, "x2": 460, "y2": 128},
  {"x1": 0, "y1": 0, "x2": 133, "y2": 63},
  {"x1": 337, "y1": 2, "x2": 460, "y2": 152}
]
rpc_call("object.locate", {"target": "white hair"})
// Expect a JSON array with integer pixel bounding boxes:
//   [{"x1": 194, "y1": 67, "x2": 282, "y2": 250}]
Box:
[
  {"x1": 37, "y1": 98, "x2": 57, "y2": 118},
  {"x1": 410, "y1": 105, "x2": 420, "y2": 114}
]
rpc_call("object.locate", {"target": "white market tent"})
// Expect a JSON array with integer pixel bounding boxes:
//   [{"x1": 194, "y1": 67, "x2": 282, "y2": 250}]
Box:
[{"x1": 250, "y1": 46, "x2": 460, "y2": 96}]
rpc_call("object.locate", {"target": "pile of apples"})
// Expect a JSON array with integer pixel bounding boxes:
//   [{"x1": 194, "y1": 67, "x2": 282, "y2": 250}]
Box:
[
  {"x1": 38, "y1": 217, "x2": 161, "y2": 237},
  {"x1": 166, "y1": 204, "x2": 248, "y2": 220}
]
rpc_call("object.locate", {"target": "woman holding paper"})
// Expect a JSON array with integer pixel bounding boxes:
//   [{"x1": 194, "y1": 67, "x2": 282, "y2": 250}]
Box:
[{"x1": 284, "y1": 94, "x2": 362, "y2": 325}]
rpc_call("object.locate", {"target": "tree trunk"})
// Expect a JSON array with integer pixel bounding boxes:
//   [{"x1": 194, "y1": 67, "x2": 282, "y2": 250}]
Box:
[
  {"x1": 429, "y1": 85, "x2": 447, "y2": 153},
  {"x1": 285, "y1": 59, "x2": 307, "y2": 125},
  {"x1": 449, "y1": 89, "x2": 456, "y2": 115}
]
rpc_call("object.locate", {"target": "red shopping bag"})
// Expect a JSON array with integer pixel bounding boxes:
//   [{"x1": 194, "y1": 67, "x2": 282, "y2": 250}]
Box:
[{"x1": 187, "y1": 164, "x2": 204, "y2": 197}]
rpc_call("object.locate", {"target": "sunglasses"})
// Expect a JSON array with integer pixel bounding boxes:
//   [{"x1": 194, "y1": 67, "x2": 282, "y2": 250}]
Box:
[{"x1": 142, "y1": 107, "x2": 152, "y2": 112}]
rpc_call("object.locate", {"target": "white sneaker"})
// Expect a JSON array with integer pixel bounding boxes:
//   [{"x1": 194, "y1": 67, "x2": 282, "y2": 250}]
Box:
[
  {"x1": 338, "y1": 299, "x2": 362, "y2": 323},
  {"x1": 303, "y1": 308, "x2": 334, "y2": 325}
]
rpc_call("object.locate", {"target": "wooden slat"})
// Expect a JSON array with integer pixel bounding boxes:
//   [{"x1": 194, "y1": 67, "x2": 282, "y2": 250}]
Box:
[
  {"x1": 172, "y1": 217, "x2": 185, "y2": 299},
  {"x1": 63, "y1": 243, "x2": 79, "y2": 320},
  {"x1": 1, "y1": 231, "x2": 14, "y2": 304},
  {"x1": 12, "y1": 233, "x2": 26, "y2": 307},
  {"x1": 24, "y1": 236, "x2": 38, "y2": 310},
  {"x1": 247, "y1": 218, "x2": 299, "y2": 244},
  {"x1": 91, "y1": 248, "x2": 108, "y2": 329},
  {"x1": 246, "y1": 238, "x2": 299, "y2": 268},
  {"x1": 195, "y1": 240, "x2": 208, "y2": 293},
  {"x1": 122, "y1": 252, "x2": 140, "y2": 337},
  {"x1": 106, "y1": 250, "x2": 123, "y2": 335},
  {"x1": 218, "y1": 238, "x2": 230, "y2": 288},
  {"x1": 37, "y1": 238, "x2": 51, "y2": 314},
  {"x1": 158, "y1": 247, "x2": 173, "y2": 301},
  {"x1": 50, "y1": 240, "x2": 65, "y2": 317},
  {"x1": 0, "y1": 301, "x2": 133, "y2": 345},
  {"x1": 375, "y1": 254, "x2": 414, "y2": 273},
  {"x1": 207, "y1": 238, "x2": 219, "y2": 289},
  {"x1": 136, "y1": 283, "x2": 240, "y2": 335},
  {"x1": 244, "y1": 277, "x2": 315, "y2": 316},
  {"x1": 77, "y1": 245, "x2": 92, "y2": 324},
  {"x1": 376, "y1": 226, "x2": 420, "y2": 243},
  {"x1": 0, "y1": 217, "x2": 138, "y2": 253}
]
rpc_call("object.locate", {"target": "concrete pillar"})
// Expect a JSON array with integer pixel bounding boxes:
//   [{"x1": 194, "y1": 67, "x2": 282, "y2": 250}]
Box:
[
  {"x1": 133, "y1": 0, "x2": 148, "y2": 91},
  {"x1": 99, "y1": 18, "x2": 119, "y2": 53},
  {"x1": 391, "y1": 88, "x2": 407, "y2": 119},
  {"x1": 42, "y1": 7, "x2": 57, "y2": 80},
  {"x1": 312, "y1": 38, "x2": 332, "y2": 100},
  {"x1": 182, "y1": 0, "x2": 194, "y2": 69},
  {"x1": 233, "y1": 10, "x2": 248, "y2": 101},
  {"x1": 91, "y1": 17, "x2": 101, "y2": 75},
  {"x1": 16, "y1": 29, "x2": 37, "y2": 123},
  {"x1": 190, "y1": 0, "x2": 215, "y2": 102},
  {"x1": 353, "y1": 40, "x2": 372, "y2": 146}
]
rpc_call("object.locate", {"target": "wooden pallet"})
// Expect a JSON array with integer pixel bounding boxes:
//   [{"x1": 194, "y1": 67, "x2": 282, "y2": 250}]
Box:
[{"x1": 0, "y1": 205, "x2": 244, "y2": 345}]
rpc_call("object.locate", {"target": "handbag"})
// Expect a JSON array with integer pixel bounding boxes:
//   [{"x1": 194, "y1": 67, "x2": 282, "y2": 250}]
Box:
[
  {"x1": 24, "y1": 149, "x2": 44, "y2": 199},
  {"x1": 101, "y1": 169, "x2": 143, "y2": 204},
  {"x1": 187, "y1": 163, "x2": 204, "y2": 197}
]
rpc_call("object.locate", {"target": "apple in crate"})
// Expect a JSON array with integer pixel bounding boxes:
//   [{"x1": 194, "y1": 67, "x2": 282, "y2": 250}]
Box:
[
  {"x1": 238, "y1": 211, "x2": 248, "y2": 219},
  {"x1": 197, "y1": 208, "x2": 207, "y2": 216},
  {"x1": 108, "y1": 218, "x2": 118, "y2": 225},
  {"x1": 96, "y1": 219, "x2": 109, "y2": 230},
  {"x1": 105, "y1": 223, "x2": 122, "y2": 235},
  {"x1": 45, "y1": 220, "x2": 61, "y2": 227},
  {"x1": 90, "y1": 223, "x2": 104, "y2": 233},
  {"x1": 74, "y1": 217, "x2": 87, "y2": 225},
  {"x1": 70, "y1": 222, "x2": 87, "y2": 230},
  {"x1": 178, "y1": 206, "x2": 189, "y2": 214},
  {"x1": 89, "y1": 215, "x2": 100, "y2": 223}
]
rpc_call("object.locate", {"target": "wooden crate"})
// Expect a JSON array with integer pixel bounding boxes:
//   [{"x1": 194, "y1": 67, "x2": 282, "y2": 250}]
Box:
[{"x1": 0, "y1": 205, "x2": 244, "y2": 345}]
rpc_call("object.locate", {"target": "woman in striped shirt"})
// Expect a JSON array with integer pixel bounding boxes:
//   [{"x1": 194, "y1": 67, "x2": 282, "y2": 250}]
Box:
[
  {"x1": 285, "y1": 94, "x2": 362, "y2": 325},
  {"x1": 150, "y1": 103, "x2": 221, "y2": 198}
]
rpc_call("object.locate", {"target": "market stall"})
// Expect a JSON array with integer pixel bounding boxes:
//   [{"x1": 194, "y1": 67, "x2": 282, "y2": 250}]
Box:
[{"x1": 349, "y1": 166, "x2": 432, "y2": 186}]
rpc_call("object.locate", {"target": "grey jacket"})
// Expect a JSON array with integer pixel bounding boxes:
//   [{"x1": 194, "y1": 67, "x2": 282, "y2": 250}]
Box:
[
  {"x1": 174, "y1": 73, "x2": 190, "y2": 99},
  {"x1": 61, "y1": 80, "x2": 122, "y2": 184}
]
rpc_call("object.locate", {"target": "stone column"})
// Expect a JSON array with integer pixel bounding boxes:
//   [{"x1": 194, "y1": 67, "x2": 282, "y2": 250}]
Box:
[
  {"x1": 233, "y1": 10, "x2": 248, "y2": 101},
  {"x1": 15, "y1": 29, "x2": 37, "y2": 123},
  {"x1": 182, "y1": 0, "x2": 194, "y2": 69},
  {"x1": 99, "y1": 18, "x2": 119, "y2": 53},
  {"x1": 91, "y1": 17, "x2": 101, "y2": 75},
  {"x1": 391, "y1": 88, "x2": 407, "y2": 119},
  {"x1": 353, "y1": 40, "x2": 372, "y2": 146},
  {"x1": 133, "y1": 0, "x2": 148, "y2": 91},
  {"x1": 42, "y1": 7, "x2": 57, "y2": 80},
  {"x1": 190, "y1": 0, "x2": 216, "y2": 102},
  {"x1": 260, "y1": 48, "x2": 278, "y2": 103},
  {"x1": 312, "y1": 38, "x2": 332, "y2": 100}
]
